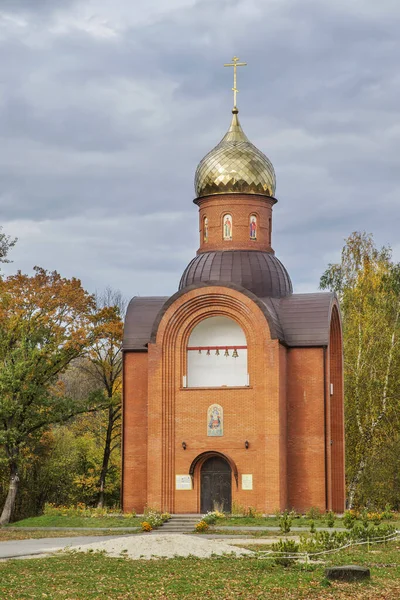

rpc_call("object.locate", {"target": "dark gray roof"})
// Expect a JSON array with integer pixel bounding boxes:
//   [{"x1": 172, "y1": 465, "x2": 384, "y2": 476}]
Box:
[
  {"x1": 276, "y1": 292, "x2": 336, "y2": 347},
  {"x1": 179, "y1": 251, "x2": 292, "y2": 298},
  {"x1": 123, "y1": 287, "x2": 338, "y2": 351},
  {"x1": 123, "y1": 296, "x2": 169, "y2": 350}
]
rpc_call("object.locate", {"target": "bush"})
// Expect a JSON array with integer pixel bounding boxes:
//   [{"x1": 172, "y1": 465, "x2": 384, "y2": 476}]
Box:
[
  {"x1": 305, "y1": 506, "x2": 322, "y2": 520},
  {"x1": 271, "y1": 539, "x2": 299, "y2": 567},
  {"x1": 325, "y1": 510, "x2": 335, "y2": 528},
  {"x1": 161, "y1": 512, "x2": 171, "y2": 522},
  {"x1": 143, "y1": 507, "x2": 164, "y2": 528},
  {"x1": 309, "y1": 520, "x2": 316, "y2": 533},
  {"x1": 202, "y1": 510, "x2": 224, "y2": 525},
  {"x1": 42, "y1": 503, "x2": 123, "y2": 518},
  {"x1": 195, "y1": 520, "x2": 209, "y2": 532},
  {"x1": 279, "y1": 510, "x2": 292, "y2": 534},
  {"x1": 299, "y1": 531, "x2": 350, "y2": 555},
  {"x1": 343, "y1": 510, "x2": 357, "y2": 529},
  {"x1": 141, "y1": 521, "x2": 153, "y2": 532}
]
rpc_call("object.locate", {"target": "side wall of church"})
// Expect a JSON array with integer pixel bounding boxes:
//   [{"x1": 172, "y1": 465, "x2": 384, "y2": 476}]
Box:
[
  {"x1": 144, "y1": 286, "x2": 288, "y2": 514},
  {"x1": 287, "y1": 347, "x2": 327, "y2": 512},
  {"x1": 122, "y1": 352, "x2": 149, "y2": 513}
]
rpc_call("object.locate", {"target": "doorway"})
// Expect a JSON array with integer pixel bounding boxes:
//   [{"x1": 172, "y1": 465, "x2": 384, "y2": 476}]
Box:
[{"x1": 200, "y1": 456, "x2": 232, "y2": 513}]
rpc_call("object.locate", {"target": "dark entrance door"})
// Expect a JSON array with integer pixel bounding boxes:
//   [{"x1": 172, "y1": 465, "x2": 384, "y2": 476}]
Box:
[{"x1": 200, "y1": 456, "x2": 232, "y2": 513}]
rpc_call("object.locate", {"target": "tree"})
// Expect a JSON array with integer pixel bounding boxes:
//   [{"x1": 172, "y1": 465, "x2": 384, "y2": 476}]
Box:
[
  {"x1": 0, "y1": 226, "x2": 16, "y2": 266},
  {"x1": 0, "y1": 267, "x2": 99, "y2": 524},
  {"x1": 83, "y1": 288, "x2": 125, "y2": 508},
  {"x1": 320, "y1": 232, "x2": 400, "y2": 508}
]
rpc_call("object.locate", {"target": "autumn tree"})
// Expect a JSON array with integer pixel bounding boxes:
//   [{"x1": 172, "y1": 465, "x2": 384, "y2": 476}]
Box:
[
  {"x1": 320, "y1": 232, "x2": 400, "y2": 508},
  {"x1": 0, "y1": 267, "x2": 99, "y2": 524},
  {"x1": 79, "y1": 288, "x2": 125, "y2": 508}
]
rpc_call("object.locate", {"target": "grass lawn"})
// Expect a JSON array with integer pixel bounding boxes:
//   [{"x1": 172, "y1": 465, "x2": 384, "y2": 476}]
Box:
[
  {"x1": 0, "y1": 541, "x2": 399, "y2": 599},
  {"x1": 217, "y1": 516, "x2": 400, "y2": 529},
  {"x1": 7, "y1": 515, "x2": 141, "y2": 528},
  {"x1": 0, "y1": 529, "x2": 138, "y2": 542}
]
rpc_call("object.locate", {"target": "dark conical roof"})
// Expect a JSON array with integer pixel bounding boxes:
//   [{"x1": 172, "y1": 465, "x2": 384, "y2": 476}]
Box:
[{"x1": 179, "y1": 251, "x2": 292, "y2": 298}]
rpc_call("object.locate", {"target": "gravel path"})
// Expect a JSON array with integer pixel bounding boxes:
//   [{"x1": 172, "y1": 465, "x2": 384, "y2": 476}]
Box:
[{"x1": 71, "y1": 533, "x2": 254, "y2": 560}]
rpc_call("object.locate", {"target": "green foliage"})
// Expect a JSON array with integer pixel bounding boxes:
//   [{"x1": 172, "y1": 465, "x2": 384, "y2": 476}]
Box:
[
  {"x1": 325, "y1": 511, "x2": 335, "y2": 528},
  {"x1": 309, "y1": 520, "x2": 316, "y2": 533},
  {"x1": 305, "y1": 506, "x2": 322, "y2": 520},
  {"x1": 320, "y1": 232, "x2": 400, "y2": 509},
  {"x1": 343, "y1": 510, "x2": 357, "y2": 529},
  {"x1": 278, "y1": 510, "x2": 292, "y2": 534},
  {"x1": 271, "y1": 539, "x2": 299, "y2": 567}
]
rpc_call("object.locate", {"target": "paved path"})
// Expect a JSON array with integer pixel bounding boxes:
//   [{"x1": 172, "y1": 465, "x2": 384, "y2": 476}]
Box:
[{"x1": 0, "y1": 535, "x2": 133, "y2": 560}]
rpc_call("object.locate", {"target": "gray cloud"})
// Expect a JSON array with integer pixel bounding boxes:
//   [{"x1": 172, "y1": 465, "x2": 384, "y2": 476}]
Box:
[{"x1": 1, "y1": 0, "x2": 400, "y2": 300}]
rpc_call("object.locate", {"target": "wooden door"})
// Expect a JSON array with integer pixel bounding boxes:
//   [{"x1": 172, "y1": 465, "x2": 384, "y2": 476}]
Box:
[{"x1": 200, "y1": 456, "x2": 232, "y2": 513}]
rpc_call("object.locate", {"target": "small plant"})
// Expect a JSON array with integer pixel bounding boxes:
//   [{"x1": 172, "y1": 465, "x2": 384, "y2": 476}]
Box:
[
  {"x1": 202, "y1": 510, "x2": 224, "y2": 525},
  {"x1": 195, "y1": 520, "x2": 209, "y2": 532},
  {"x1": 231, "y1": 501, "x2": 246, "y2": 516},
  {"x1": 343, "y1": 510, "x2": 357, "y2": 529},
  {"x1": 141, "y1": 521, "x2": 153, "y2": 532},
  {"x1": 271, "y1": 539, "x2": 299, "y2": 567},
  {"x1": 325, "y1": 510, "x2": 335, "y2": 528},
  {"x1": 279, "y1": 510, "x2": 292, "y2": 534},
  {"x1": 161, "y1": 513, "x2": 171, "y2": 522},
  {"x1": 368, "y1": 512, "x2": 382, "y2": 525},
  {"x1": 305, "y1": 506, "x2": 322, "y2": 520},
  {"x1": 245, "y1": 506, "x2": 261, "y2": 518},
  {"x1": 382, "y1": 503, "x2": 393, "y2": 520},
  {"x1": 309, "y1": 520, "x2": 316, "y2": 533}
]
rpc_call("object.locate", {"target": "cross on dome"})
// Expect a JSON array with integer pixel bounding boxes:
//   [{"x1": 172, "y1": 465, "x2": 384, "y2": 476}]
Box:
[{"x1": 224, "y1": 55, "x2": 247, "y2": 110}]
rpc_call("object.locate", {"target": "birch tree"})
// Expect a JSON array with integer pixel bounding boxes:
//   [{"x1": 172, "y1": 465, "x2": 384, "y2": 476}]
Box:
[{"x1": 320, "y1": 232, "x2": 400, "y2": 508}]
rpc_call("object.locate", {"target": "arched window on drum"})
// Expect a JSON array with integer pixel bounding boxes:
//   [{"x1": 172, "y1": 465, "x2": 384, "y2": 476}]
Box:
[{"x1": 186, "y1": 316, "x2": 248, "y2": 387}]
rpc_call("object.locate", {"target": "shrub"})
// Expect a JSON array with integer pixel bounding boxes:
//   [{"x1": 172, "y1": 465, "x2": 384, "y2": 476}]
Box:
[
  {"x1": 271, "y1": 539, "x2": 299, "y2": 567},
  {"x1": 325, "y1": 510, "x2": 335, "y2": 528},
  {"x1": 279, "y1": 510, "x2": 292, "y2": 534},
  {"x1": 202, "y1": 510, "x2": 224, "y2": 525},
  {"x1": 309, "y1": 520, "x2": 316, "y2": 533},
  {"x1": 343, "y1": 510, "x2": 357, "y2": 529},
  {"x1": 382, "y1": 504, "x2": 393, "y2": 520},
  {"x1": 305, "y1": 506, "x2": 322, "y2": 520},
  {"x1": 195, "y1": 520, "x2": 209, "y2": 532},
  {"x1": 368, "y1": 512, "x2": 382, "y2": 525},
  {"x1": 245, "y1": 506, "x2": 261, "y2": 518},
  {"x1": 141, "y1": 521, "x2": 153, "y2": 532}
]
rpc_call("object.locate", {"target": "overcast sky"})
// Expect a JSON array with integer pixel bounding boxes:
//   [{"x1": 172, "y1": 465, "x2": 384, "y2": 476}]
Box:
[{"x1": 1, "y1": 0, "x2": 400, "y2": 302}]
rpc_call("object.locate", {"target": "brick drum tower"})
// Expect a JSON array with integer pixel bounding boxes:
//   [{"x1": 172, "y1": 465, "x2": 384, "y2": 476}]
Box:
[{"x1": 122, "y1": 64, "x2": 345, "y2": 514}]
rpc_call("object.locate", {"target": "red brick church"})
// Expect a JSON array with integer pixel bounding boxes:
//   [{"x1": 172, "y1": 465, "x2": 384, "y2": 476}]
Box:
[{"x1": 122, "y1": 71, "x2": 345, "y2": 514}]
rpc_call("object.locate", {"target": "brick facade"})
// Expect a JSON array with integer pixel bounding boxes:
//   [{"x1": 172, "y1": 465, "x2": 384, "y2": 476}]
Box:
[
  {"x1": 122, "y1": 285, "x2": 345, "y2": 514},
  {"x1": 195, "y1": 193, "x2": 275, "y2": 254}
]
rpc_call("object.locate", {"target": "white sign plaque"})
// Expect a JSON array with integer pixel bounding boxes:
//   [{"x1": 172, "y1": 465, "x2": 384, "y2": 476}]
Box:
[
  {"x1": 242, "y1": 474, "x2": 253, "y2": 490},
  {"x1": 175, "y1": 475, "x2": 192, "y2": 490}
]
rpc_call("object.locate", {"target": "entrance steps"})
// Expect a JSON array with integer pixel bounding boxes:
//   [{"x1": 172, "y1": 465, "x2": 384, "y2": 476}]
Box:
[{"x1": 157, "y1": 514, "x2": 200, "y2": 534}]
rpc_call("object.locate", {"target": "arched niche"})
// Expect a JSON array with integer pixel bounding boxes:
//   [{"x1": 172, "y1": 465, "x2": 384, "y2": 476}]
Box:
[{"x1": 186, "y1": 316, "x2": 248, "y2": 387}]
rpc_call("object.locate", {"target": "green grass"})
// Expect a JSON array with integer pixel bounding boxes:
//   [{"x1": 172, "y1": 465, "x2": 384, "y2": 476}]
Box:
[
  {"x1": 217, "y1": 516, "x2": 400, "y2": 529},
  {"x1": 0, "y1": 541, "x2": 399, "y2": 599},
  {"x1": 8, "y1": 515, "x2": 141, "y2": 528}
]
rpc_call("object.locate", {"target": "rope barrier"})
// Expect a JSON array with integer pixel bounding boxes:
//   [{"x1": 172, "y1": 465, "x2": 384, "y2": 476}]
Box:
[{"x1": 255, "y1": 530, "x2": 400, "y2": 561}]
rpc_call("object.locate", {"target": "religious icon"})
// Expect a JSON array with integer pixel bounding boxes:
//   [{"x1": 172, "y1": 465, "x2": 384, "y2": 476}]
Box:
[
  {"x1": 250, "y1": 215, "x2": 257, "y2": 240},
  {"x1": 203, "y1": 217, "x2": 208, "y2": 243},
  {"x1": 207, "y1": 404, "x2": 223, "y2": 437},
  {"x1": 223, "y1": 214, "x2": 232, "y2": 240}
]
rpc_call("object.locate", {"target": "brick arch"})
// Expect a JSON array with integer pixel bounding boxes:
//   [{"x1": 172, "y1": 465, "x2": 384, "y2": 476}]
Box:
[
  {"x1": 148, "y1": 285, "x2": 272, "y2": 512},
  {"x1": 189, "y1": 451, "x2": 239, "y2": 488},
  {"x1": 329, "y1": 303, "x2": 345, "y2": 512}
]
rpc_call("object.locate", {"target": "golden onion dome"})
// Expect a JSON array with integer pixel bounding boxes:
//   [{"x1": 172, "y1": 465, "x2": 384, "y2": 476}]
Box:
[{"x1": 194, "y1": 109, "x2": 276, "y2": 198}]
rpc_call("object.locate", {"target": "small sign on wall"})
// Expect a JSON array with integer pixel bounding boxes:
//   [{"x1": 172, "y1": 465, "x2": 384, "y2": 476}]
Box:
[
  {"x1": 242, "y1": 474, "x2": 253, "y2": 490},
  {"x1": 176, "y1": 475, "x2": 192, "y2": 490}
]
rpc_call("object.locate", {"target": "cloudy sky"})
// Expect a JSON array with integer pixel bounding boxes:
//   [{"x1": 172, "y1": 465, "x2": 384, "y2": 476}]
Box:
[{"x1": 1, "y1": 0, "x2": 400, "y2": 302}]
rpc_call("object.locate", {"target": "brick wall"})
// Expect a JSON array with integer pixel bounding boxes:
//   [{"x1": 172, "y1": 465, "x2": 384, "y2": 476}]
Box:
[{"x1": 196, "y1": 194, "x2": 275, "y2": 254}]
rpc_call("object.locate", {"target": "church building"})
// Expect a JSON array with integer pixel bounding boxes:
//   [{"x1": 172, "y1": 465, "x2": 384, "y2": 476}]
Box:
[{"x1": 122, "y1": 60, "x2": 345, "y2": 515}]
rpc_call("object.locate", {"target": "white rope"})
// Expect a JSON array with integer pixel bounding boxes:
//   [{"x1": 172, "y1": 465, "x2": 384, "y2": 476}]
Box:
[{"x1": 256, "y1": 530, "x2": 400, "y2": 561}]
